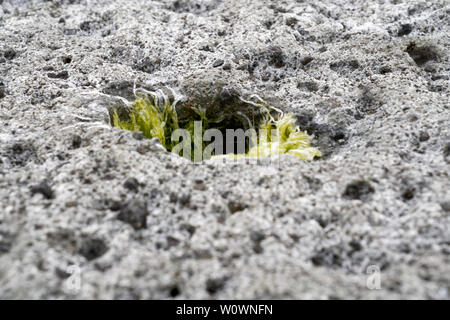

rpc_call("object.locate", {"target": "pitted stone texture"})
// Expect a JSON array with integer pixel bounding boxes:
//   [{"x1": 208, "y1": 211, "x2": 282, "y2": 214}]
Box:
[{"x1": 0, "y1": 0, "x2": 449, "y2": 299}]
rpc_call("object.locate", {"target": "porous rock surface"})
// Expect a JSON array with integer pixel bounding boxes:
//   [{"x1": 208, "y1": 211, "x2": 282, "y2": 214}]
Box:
[{"x1": 0, "y1": 0, "x2": 449, "y2": 299}]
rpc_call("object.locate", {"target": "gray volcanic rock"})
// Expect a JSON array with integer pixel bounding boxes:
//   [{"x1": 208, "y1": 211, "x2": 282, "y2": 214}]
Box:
[{"x1": 0, "y1": 0, "x2": 449, "y2": 299}]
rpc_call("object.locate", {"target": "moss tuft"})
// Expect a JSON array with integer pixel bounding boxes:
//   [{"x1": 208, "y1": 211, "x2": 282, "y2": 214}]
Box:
[
  {"x1": 215, "y1": 112, "x2": 322, "y2": 161},
  {"x1": 113, "y1": 92, "x2": 179, "y2": 151}
]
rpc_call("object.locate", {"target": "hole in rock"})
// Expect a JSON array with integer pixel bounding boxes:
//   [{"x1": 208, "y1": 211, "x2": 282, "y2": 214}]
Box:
[{"x1": 108, "y1": 89, "x2": 322, "y2": 162}]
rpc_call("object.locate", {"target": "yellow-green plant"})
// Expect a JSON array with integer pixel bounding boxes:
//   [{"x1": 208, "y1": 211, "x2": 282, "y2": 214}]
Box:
[
  {"x1": 214, "y1": 112, "x2": 322, "y2": 161},
  {"x1": 112, "y1": 91, "x2": 180, "y2": 151},
  {"x1": 112, "y1": 90, "x2": 321, "y2": 161}
]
